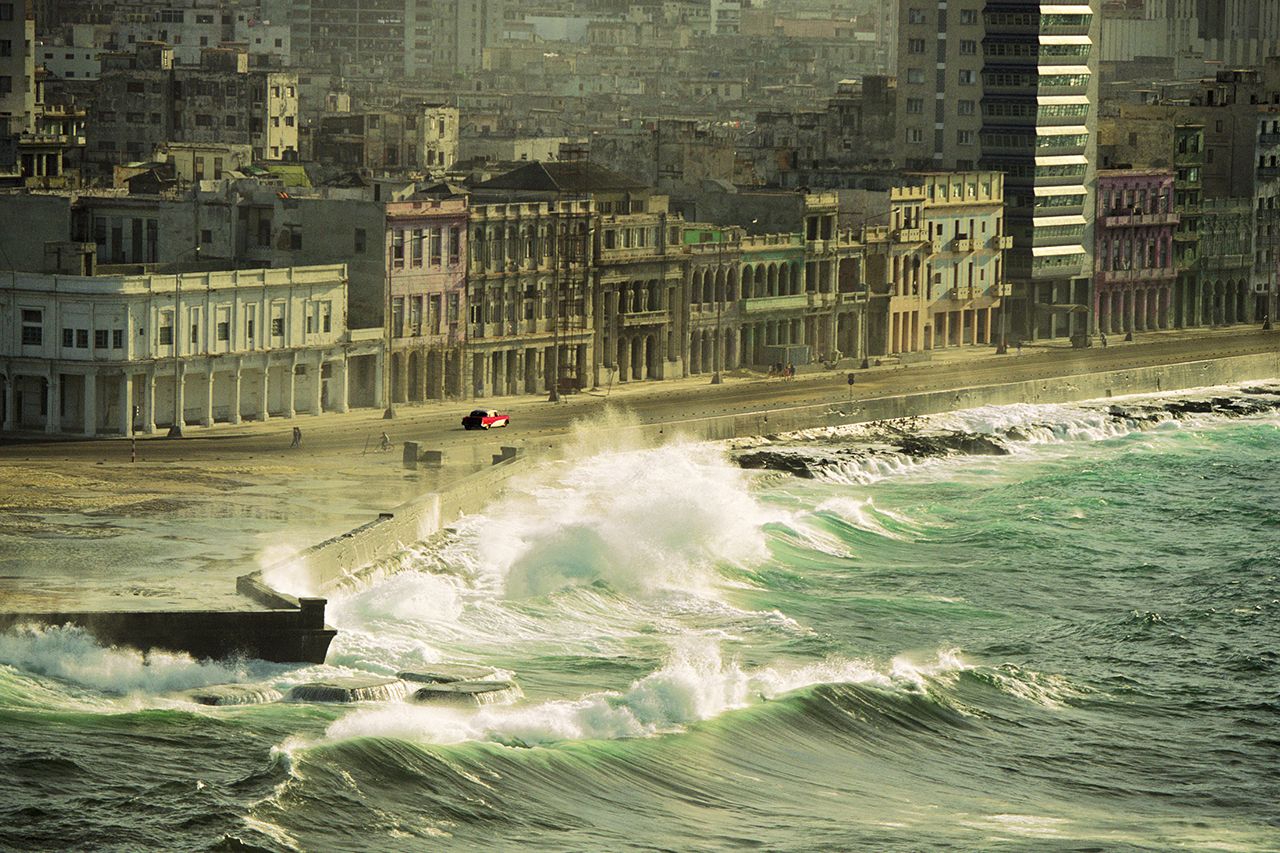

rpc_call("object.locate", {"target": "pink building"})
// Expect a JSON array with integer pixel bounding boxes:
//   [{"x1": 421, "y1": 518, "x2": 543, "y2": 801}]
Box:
[
  {"x1": 385, "y1": 195, "x2": 469, "y2": 401},
  {"x1": 1094, "y1": 169, "x2": 1179, "y2": 336}
]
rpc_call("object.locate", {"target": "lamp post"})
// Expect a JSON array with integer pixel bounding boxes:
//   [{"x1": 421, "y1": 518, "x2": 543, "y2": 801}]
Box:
[
  {"x1": 383, "y1": 225, "x2": 395, "y2": 419},
  {"x1": 548, "y1": 205, "x2": 562, "y2": 403},
  {"x1": 711, "y1": 235, "x2": 724, "y2": 385}
]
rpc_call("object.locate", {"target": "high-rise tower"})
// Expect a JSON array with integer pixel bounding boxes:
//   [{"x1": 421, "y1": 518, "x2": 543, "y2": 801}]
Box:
[{"x1": 897, "y1": 1, "x2": 1099, "y2": 341}]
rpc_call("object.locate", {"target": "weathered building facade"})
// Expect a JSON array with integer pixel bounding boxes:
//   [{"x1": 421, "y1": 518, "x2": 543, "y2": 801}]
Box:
[
  {"x1": 0, "y1": 260, "x2": 377, "y2": 435},
  {"x1": 1094, "y1": 169, "x2": 1179, "y2": 335},
  {"x1": 386, "y1": 195, "x2": 468, "y2": 402}
]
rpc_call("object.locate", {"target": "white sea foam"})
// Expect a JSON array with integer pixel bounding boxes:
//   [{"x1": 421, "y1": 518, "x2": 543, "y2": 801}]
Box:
[
  {"x1": 322, "y1": 642, "x2": 970, "y2": 747},
  {"x1": 0, "y1": 623, "x2": 251, "y2": 693}
]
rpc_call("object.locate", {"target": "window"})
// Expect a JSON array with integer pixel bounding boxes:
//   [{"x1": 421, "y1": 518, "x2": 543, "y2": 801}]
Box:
[
  {"x1": 449, "y1": 226, "x2": 460, "y2": 263},
  {"x1": 392, "y1": 230, "x2": 405, "y2": 267},
  {"x1": 321, "y1": 302, "x2": 332, "y2": 333},
  {"x1": 216, "y1": 321, "x2": 229, "y2": 341},
  {"x1": 0, "y1": 77, "x2": 11, "y2": 95},
  {"x1": 908, "y1": 8, "x2": 926, "y2": 24},
  {"x1": 159, "y1": 312, "x2": 174, "y2": 345},
  {"x1": 285, "y1": 115, "x2": 294, "y2": 127},
  {"x1": 77, "y1": 329, "x2": 89, "y2": 348},
  {"x1": 289, "y1": 230, "x2": 301, "y2": 251},
  {"x1": 959, "y1": 9, "x2": 978, "y2": 24},
  {"x1": 190, "y1": 322, "x2": 199, "y2": 345},
  {"x1": 957, "y1": 130, "x2": 975, "y2": 145},
  {"x1": 907, "y1": 68, "x2": 925, "y2": 84},
  {"x1": 0, "y1": 40, "x2": 11, "y2": 57},
  {"x1": 195, "y1": 114, "x2": 213, "y2": 127},
  {"x1": 908, "y1": 38, "x2": 926, "y2": 54},
  {"x1": 225, "y1": 115, "x2": 237, "y2": 127},
  {"x1": 430, "y1": 228, "x2": 442, "y2": 265},
  {"x1": 958, "y1": 100, "x2": 976, "y2": 116},
  {"x1": 908, "y1": 128, "x2": 924, "y2": 144},
  {"x1": 0, "y1": 5, "x2": 13, "y2": 21},
  {"x1": 906, "y1": 97, "x2": 924, "y2": 114},
  {"x1": 958, "y1": 69, "x2": 976, "y2": 85},
  {"x1": 94, "y1": 329, "x2": 108, "y2": 349},
  {"x1": 959, "y1": 40, "x2": 977, "y2": 55},
  {"x1": 112, "y1": 330, "x2": 123, "y2": 349},
  {"x1": 354, "y1": 228, "x2": 366, "y2": 253},
  {"x1": 271, "y1": 317, "x2": 284, "y2": 336},
  {"x1": 21, "y1": 309, "x2": 42, "y2": 345},
  {"x1": 63, "y1": 328, "x2": 74, "y2": 347}
]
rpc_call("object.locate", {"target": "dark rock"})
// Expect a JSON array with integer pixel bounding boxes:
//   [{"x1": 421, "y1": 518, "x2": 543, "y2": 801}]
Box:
[{"x1": 736, "y1": 451, "x2": 814, "y2": 478}]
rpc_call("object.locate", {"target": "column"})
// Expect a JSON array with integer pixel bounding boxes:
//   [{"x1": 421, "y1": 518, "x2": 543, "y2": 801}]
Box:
[
  {"x1": 83, "y1": 370, "x2": 97, "y2": 437},
  {"x1": 286, "y1": 356, "x2": 297, "y2": 418},
  {"x1": 372, "y1": 352, "x2": 383, "y2": 410},
  {"x1": 3, "y1": 375, "x2": 14, "y2": 431},
  {"x1": 259, "y1": 362, "x2": 270, "y2": 421},
  {"x1": 939, "y1": 311, "x2": 948, "y2": 348},
  {"x1": 336, "y1": 356, "x2": 350, "y2": 413},
  {"x1": 119, "y1": 372, "x2": 133, "y2": 437},
  {"x1": 174, "y1": 364, "x2": 186, "y2": 430},
  {"x1": 312, "y1": 353, "x2": 324, "y2": 414},
  {"x1": 201, "y1": 368, "x2": 214, "y2": 427},
  {"x1": 230, "y1": 359, "x2": 242, "y2": 425},
  {"x1": 45, "y1": 373, "x2": 58, "y2": 434},
  {"x1": 143, "y1": 369, "x2": 156, "y2": 434}
]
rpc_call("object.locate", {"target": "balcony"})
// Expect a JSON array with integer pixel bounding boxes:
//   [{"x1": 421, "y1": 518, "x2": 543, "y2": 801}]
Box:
[
  {"x1": 1097, "y1": 267, "x2": 1177, "y2": 284},
  {"x1": 1102, "y1": 211, "x2": 1180, "y2": 227},
  {"x1": 990, "y1": 235, "x2": 1014, "y2": 250},
  {"x1": 952, "y1": 237, "x2": 977, "y2": 253},
  {"x1": 742, "y1": 294, "x2": 809, "y2": 314},
  {"x1": 895, "y1": 227, "x2": 928, "y2": 243},
  {"x1": 619, "y1": 309, "x2": 669, "y2": 327},
  {"x1": 1259, "y1": 132, "x2": 1280, "y2": 146},
  {"x1": 1258, "y1": 166, "x2": 1280, "y2": 179}
]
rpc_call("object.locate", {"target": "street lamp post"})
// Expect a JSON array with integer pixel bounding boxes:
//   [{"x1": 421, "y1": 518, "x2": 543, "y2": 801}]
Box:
[
  {"x1": 548, "y1": 207, "x2": 562, "y2": 403},
  {"x1": 383, "y1": 228, "x2": 395, "y2": 419},
  {"x1": 711, "y1": 236, "x2": 724, "y2": 385},
  {"x1": 168, "y1": 245, "x2": 200, "y2": 437}
]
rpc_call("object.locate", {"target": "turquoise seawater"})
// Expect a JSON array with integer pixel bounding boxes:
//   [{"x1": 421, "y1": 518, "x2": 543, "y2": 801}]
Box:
[{"x1": 1, "y1": 386, "x2": 1278, "y2": 851}]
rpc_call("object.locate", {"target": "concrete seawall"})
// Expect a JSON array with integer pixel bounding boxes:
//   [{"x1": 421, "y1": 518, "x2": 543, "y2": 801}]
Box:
[
  {"x1": 288, "y1": 350, "x2": 1280, "y2": 598},
  {"x1": 9, "y1": 350, "x2": 1273, "y2": 664}
]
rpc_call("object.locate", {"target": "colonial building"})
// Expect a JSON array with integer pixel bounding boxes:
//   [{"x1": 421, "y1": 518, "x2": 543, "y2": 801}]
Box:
[
  {"x1": 466, "y1": 198, "x2": 595, "y2": 398},
  {"x1": 386, "y1": 194, "x2": 468, "y2": 402},
  {"x1": 1094, "y1": 169, "x2": 1179, "y2": 335},
  {"x1": 865, "y1": 172, "x2": 1011, "y2": 354},
  {"x1": 0, "y1": 255, "x2": 379, "y2": 435},
  {"x1": 313, "y1": 105, "x2": 459, "y2": 175}
]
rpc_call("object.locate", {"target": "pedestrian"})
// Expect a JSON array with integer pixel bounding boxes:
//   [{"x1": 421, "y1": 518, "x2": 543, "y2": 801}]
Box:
[
  {"x1": 379, "y1": 431, "x2": 391, "y2": 452},
  {"x1": 1016, "y1": 339, "x2": 1022, "y2": 355},
  {"x1": 290, "y1": 426, "x2": 301, "y2": 448},
  {"x1": 786, "y1": 362, "x2": 795, "y2": 380},
  {"x1": 1100, "y1": 331, "x2": 1107, "y2": 347}
]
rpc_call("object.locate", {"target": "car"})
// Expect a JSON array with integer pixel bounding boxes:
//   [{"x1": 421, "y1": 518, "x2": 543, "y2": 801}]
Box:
[{"x1": 462, "y1": 409, "x2": 510, "y2": 430}]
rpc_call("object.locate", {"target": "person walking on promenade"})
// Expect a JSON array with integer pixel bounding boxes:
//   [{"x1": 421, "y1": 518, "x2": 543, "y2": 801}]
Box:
[
  {"x1": 379, "y1": 431, "x2": 391, "y2": 452},
  {"x1": 1100, "y1": 331, "x2": 1108, "y2": 348},
  {"x1": 291, "y1": 426, "x2": 302, "y2": 448}
]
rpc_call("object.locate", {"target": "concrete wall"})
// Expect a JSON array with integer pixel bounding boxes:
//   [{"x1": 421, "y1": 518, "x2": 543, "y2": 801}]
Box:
[{"x1": 290, "y1": 350, "x2": 1280, "y2": 595}]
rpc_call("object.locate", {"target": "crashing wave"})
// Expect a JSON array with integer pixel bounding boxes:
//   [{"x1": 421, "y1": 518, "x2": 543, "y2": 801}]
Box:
[{"x1": 733, "y1": 383, "x2": 1280, "y2": 481}]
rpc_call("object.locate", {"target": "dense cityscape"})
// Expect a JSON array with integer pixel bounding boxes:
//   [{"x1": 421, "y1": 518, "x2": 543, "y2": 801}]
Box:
[
  {"x1": 2, "y1": 4, "x2": 1280, "y2": 851},
  {"x1": 2, "y1": 0, "x2": 1277, "y2": 434}
]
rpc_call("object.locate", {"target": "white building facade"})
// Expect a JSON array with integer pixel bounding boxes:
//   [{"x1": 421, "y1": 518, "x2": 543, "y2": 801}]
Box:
[{"x1": 0, "y1": 263, "x2": 376, "y2": 436}]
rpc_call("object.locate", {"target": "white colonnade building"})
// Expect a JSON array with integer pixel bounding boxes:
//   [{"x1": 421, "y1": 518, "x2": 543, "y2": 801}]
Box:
[{"x1": 0, "y1": 262, "x2": 380, "y2": 436}]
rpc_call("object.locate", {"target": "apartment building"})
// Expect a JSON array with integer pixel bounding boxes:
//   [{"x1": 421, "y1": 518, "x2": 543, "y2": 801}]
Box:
[
  {"x1": 385, "y1": 194, "x2": 468, "y2": 402},
  {"x1": 87, "y1": 43, "x2": 298, "y2": 171},
  {"x1": 897, "y1": 1, "x2": 1098, "y2": 343}
]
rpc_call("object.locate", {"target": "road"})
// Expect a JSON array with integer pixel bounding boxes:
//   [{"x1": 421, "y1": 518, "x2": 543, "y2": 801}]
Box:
[{"x1": 2, "y1": 327, "x2": 1277, "y2": 465}]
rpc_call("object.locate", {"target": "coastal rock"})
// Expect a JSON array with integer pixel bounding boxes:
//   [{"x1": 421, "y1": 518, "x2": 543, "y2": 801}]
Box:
[
  {"x1": 288, "y1": 676, "x2": 408, "y2": 703},
  {"x1": 180, "y1": 684, "x2": 283, "y2": 706},
  {"x1": 736, "y1": 451, "x2": 815, "y2": 478},
  {"x1": 895, "y1": 432, "x2": 1009, "y2": 458},
  {"x1": 409, "y1": 680, "x2": 524, "y2": 707},
  {"x1": 398, "y1": 664, "x2": 501, "y2": 684}
]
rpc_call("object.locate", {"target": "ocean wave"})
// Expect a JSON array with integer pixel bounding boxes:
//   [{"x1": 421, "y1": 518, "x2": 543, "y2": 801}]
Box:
[
  {"x1": 0, "y1": 623, "x2": 254, "y2": 695},
  {"x1": 732, "y1": 382, "x2": 1280, "y2": 484},
  {"x1": 317, "y1": 641, "x2": 975, "y2": 749}
]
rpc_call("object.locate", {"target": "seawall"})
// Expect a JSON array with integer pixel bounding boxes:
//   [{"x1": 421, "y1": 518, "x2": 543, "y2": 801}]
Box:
[{"x1": 288, "y1": 350, "x2": 1279, "y2": 597}]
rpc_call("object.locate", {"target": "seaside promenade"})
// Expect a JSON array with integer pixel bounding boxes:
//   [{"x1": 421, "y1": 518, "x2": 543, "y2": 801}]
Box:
[{"x1": 0, "y1": 326, "x2": 1276, "y2": 615}]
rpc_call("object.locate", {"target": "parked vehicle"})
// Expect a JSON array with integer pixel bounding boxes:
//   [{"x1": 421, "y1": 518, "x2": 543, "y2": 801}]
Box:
[{"x1": 461, "y1": 409, "x2": 511, "y2": 430}]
